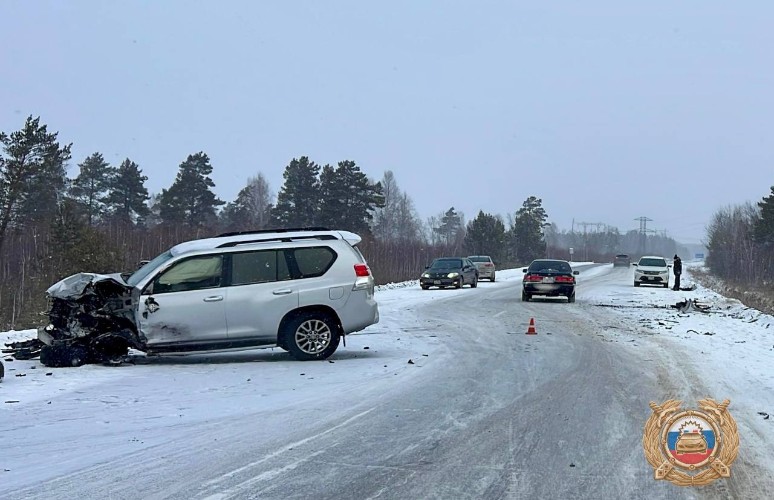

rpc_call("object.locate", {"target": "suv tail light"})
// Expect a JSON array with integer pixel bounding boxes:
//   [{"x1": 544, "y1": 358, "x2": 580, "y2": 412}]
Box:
[
  {"x1": 353, "y1": 263, "x2": 373, "y2": 292},
  {"x1": 354, "y1": 264, "x2": 370, "y2": 277}
]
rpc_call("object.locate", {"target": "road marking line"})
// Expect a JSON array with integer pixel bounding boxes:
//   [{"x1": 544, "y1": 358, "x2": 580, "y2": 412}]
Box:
[{"x1": 494, "y1": 311, "x2": 506, "y2": 318}]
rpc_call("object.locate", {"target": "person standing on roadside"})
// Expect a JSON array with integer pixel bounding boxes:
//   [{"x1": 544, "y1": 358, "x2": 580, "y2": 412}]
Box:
[{"x1": 672, "y1": 254, "x2": 682, "y2": 290}]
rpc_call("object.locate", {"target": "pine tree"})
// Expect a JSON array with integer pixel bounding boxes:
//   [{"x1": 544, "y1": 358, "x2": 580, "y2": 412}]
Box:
[
  {"x1": 158, "y1": 152, "x2": 224, "y2": 226},
  {"x1": 49, "y1": 198, "x2": 122, "y2": 278},
  {"x1": 271, "y1": 156, "x2": 320, "y2": 227},
  {"x1": 105, "y1": 158, "x2": 151, "y2": 224},
  {"x1": 70, "y1": 152, "x2": 111, "y2": 226},
  {"x1": 511, "y1": 196, "x2": 548, "y2": 264},
  {"x1": 0, "y1": 116, "x2": 71, "y2": 252},
  {"x1": 754, "y1": 186, "x2": 774, "y2": 245},
  {"x1": 317, "y1": 160, "x2": 384, "y2": 233},
  {"x1": 434, "y1": 207, "x2": 463, "y2": 245},
  {"x1": 464, "y1": 211, "x2": 506, "y2": 261}
]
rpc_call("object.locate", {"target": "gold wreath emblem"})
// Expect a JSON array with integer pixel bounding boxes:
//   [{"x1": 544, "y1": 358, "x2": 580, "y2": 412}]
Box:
[{"x1": 643, "y1": 399, "x2": 739, "y2": 487}]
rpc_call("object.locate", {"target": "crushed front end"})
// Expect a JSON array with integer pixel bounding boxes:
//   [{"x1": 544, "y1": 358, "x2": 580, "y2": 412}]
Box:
[{"x1": 37, "y1": 273, "x2": 144, "y2": 367}]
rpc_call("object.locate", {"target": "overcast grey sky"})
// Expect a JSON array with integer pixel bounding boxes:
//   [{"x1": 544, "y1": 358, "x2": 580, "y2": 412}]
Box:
[{"x1": 3, "y1": 1, "x2": 772, "y2": 244}]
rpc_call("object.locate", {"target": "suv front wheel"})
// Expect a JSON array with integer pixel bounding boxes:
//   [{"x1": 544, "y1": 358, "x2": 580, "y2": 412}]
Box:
[{"x1": 282, "y1": 312, "x2": 341, "y2": 361}]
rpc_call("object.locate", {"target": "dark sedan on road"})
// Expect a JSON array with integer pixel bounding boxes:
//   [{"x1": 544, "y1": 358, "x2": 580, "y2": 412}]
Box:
[
  {"x1": 522, "y1": 259, "x2": 579, "y2": 302},
  {"x1": 420, "y1": 257, "x2": 478, "y2": 290}
]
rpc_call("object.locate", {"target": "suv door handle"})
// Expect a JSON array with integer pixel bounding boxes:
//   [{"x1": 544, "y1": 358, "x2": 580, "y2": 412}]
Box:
[
  {"x1": 203, "y1": 295, "x2": 224, "y2": 302},
  {"x1": 272, "y1": 289, "x2": 292, "y2": 296}
]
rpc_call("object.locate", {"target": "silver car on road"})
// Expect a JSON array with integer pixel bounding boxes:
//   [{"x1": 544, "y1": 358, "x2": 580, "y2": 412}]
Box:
[
  {"x1": 36, "y1": 229, "x2": 379, "y2": 366},
  {"x1": 468, "y1": 255, "x2": 496, "y2": 281}
]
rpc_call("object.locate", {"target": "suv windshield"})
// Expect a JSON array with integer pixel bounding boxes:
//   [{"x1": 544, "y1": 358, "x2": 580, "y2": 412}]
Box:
[
  {"x1": 126, "y1": 250, "x2": 174, "y2": 287},
  {"x1": 638, "y1": 258, "x2": 667, "y2": 267},
  {"x1": 430, "y1": 259, "x2": 462, "y2": 269}
]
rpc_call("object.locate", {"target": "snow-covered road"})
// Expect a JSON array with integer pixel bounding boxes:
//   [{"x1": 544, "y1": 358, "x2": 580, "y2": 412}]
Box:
[{"x1": 1, "y1": 264, "x2": 773, "y2": 499}]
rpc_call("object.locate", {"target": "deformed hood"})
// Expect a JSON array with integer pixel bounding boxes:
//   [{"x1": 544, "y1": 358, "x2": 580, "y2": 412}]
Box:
[{"x1": 47, "y1": 273, "x2": 131, "y2": 300}]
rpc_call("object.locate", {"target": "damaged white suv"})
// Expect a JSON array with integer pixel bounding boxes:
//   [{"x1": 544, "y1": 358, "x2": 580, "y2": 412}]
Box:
[{"x1": 36, "y1": 229, "x2": 379, "y2": 367}]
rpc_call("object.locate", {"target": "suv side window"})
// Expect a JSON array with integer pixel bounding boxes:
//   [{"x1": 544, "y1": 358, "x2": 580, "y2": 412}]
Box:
[
  {"x1": 150, "y1": 255, "x2": 223, "y2": 294},
  {"x1": 231, "y1": 249, "x2": 291, "y2": 285},
  {"x1": 292, "y1": 247, "x2": 337, "y2": 278}
]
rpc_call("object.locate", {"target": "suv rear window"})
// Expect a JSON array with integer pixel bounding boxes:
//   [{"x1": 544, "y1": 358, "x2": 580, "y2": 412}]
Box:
[
  {"x1": 231, "y1": 249, "x2": 291, "y2": 285},
  {"x1": 293, "y1": 247, "x2": 337, "y2": 278},
  {"x1": 529, "y1": 261, "x2": 571, "y2": 273}
]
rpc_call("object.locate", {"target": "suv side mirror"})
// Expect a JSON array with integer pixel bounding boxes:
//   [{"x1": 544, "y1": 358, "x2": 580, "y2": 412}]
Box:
[{"x1": 522, "y1": 269, "x2": 528, "y2": 273}]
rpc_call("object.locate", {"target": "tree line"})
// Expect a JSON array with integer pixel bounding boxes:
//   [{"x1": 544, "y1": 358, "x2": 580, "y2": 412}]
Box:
[
  {"x1": 705, "y1": 188, "x2": 774, "y2": 286},
  {"x1": 1, "y1": 115, "x2": 683, "y2": 329}
]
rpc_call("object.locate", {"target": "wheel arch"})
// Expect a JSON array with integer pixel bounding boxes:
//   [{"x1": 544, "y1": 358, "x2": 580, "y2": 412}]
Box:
[{"x1": 278, "y1": 305, "x2": 343, "y2": 344}]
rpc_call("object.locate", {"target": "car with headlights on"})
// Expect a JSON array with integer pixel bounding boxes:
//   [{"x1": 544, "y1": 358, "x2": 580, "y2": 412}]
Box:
[
  {"x1": 522, "y1": 259, "x2": 579, "y2": 302},
  {"x1": 420, "y1": 257, "x2": 478, "y2": 289},
  {"x1": 613, "y1": 254, "x2": 631, "y2": 267},
  {"x1": 467, "y1": 255, "x2": 496, "y2": 281},
  {"x1": 633, "y1": 255, "x2": 670, "y2": 287}
]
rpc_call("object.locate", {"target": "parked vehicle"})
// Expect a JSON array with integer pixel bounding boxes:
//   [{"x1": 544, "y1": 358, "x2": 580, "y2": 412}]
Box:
[
  {"x1": 613, "y1": 254, "x2": 631, "y2": 267},
  {"x1": 420, "y1": 257, "x2": 478, "y2": 289},
  {"x1": 633, "y1": 256, "x2": 670, "y2": 288},
  {"x1": 468, "y1": 255, "x2": 496, "y2": 281},
  {"x1": 33, "y1": 229, "x2": 379, "y2": 367},
  {"x1": 522, "y1": 259, "x2": 579, "y2": 302}
]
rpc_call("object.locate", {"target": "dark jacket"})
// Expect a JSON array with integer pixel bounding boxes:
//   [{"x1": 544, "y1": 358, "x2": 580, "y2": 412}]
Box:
[{"x1": 673, "y1": 257, "x2": 682, "y2": 275}]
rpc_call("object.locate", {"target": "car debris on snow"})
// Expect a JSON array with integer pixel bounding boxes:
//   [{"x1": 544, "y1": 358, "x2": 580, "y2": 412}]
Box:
[{"x1": 671, "y1": 298, "x2": 712, "y2": 313}]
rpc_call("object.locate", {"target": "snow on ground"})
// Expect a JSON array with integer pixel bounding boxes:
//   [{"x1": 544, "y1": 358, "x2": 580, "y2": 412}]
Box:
[
  {"x1": 579, "y1": 261, "x2": 774, "y2": 474},
  {"x1": 2, "y1": 261, "x2": 773, "y2": 489}
]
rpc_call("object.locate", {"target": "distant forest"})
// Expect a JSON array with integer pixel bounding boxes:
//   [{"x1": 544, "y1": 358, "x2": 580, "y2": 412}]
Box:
[{"x1": 2, "y1": 116, "x2": 692, "y2": 329}]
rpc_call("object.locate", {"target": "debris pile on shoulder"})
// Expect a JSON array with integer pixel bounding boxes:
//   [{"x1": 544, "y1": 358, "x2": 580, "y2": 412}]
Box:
[
  {"x1": 671, "y1": 298, "x2": 711, "y2": 314},
  {"x1": 3, "y1": 338, "x2": 44, "y2": 360}
]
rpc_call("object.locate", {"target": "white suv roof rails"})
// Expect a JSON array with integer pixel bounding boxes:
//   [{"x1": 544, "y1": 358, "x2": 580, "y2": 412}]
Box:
[{"x1": 170, "y1": 228, "x2": 362, "y2": 257}]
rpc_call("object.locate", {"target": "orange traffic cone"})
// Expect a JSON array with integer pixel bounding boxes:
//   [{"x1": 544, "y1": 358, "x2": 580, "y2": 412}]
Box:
[{"x1": 526, "y1": 318, "x2": 537, "y2": 335}]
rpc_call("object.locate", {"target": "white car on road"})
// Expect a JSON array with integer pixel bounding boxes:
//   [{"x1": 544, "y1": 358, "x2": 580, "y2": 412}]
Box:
[{"x1": 633, "y1": 255, "x2": 670, "y2": 288}]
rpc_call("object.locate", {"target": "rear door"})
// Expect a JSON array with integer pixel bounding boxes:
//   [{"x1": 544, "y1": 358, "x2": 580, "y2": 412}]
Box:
[{"x1": 224, "y1": 249, "x2": 298, "y2": 343}]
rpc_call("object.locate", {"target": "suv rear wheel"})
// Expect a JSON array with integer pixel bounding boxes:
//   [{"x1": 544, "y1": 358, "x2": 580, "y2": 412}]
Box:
[{"x1": 282, "y1": 312, "x2": 341, "y2": 361}]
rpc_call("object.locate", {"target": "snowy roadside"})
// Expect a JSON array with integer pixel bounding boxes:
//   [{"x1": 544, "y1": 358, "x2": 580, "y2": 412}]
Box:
[{"x1": 580, "y1": 262, "x2": 774, "y2": 477}]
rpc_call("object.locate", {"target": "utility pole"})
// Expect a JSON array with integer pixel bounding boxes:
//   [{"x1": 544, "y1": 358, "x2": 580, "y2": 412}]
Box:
[
  {"x1": 634, "y1": 216, "x2": 653, "y2": 255},
  {"x1": 575, "y1": 221, "x2": 606, "y2": 261}
]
